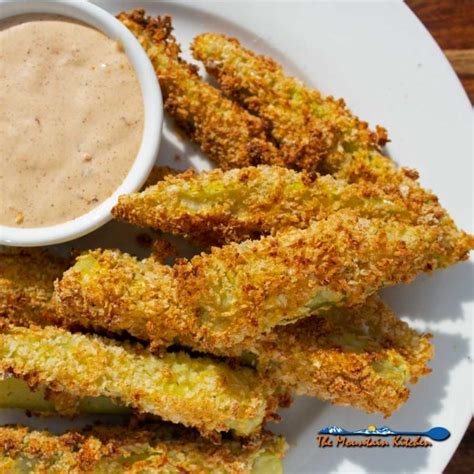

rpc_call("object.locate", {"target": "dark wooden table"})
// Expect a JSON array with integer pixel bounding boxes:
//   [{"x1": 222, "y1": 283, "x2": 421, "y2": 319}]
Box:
[
  {"x1": 408, "y1": 0, "x2": 474, "y2": 103},
  {"x1": 406, "y1": 2, "x2": 473, "y2": 472}
]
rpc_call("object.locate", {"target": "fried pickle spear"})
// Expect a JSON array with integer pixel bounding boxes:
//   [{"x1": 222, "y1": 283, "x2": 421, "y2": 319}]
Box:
[
  {"x1": 232, "y1": 295, "x2": 432, "y2": 417},
  {"x1": 0, "y1": 248, "x2": 68, "y2": 327},
  {"x1": 0, "y1": 324, "x2": 280, "y2": 437},
  {"x1": 3, "y1": 251, "x2": 430, "y2": 416},
  {"x1": 0, "y1": 424, "x2": 286, "y2": 473},
  {"x1": 191, "y1": 32, "x2": 470, "y2": 216},
  {"x1": 113, "y1": 165, "x2": 446, "y2": 245},
  {"x1": 192, "y1": 33, "x2": 388, "y2": 171},
  {"x1": 54, "y1": 211, "x2": 473, "y2": 353},
  {"x1": 117, "y1": 10, "x2": 281, "y2": 170}
]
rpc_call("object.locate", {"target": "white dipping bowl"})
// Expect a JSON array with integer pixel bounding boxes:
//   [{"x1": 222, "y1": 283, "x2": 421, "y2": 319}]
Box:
[{"x1": 0, "y1": 0, "x2": 162, "y2": 246}]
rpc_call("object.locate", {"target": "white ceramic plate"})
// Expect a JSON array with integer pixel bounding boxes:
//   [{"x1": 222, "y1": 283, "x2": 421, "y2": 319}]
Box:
[{"x1": 2, "y1": 1, "x2": 472, "y2": 472}]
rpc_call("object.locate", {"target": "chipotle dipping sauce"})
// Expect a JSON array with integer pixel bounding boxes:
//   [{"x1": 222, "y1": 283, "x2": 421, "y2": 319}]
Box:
[{"x1": 0, "y1": 15, "x2": 144, "y2": 228}]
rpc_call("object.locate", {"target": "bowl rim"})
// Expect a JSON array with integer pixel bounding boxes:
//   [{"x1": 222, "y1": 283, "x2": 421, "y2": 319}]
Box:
[{"x1": 0, "y1": 0, "x2": 162, "y2": 247}]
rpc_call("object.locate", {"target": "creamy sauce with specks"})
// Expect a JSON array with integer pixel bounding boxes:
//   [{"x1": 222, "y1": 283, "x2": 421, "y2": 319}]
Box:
[{"x1": 0, "y1": 15, "x2": 144, "y2": 227}]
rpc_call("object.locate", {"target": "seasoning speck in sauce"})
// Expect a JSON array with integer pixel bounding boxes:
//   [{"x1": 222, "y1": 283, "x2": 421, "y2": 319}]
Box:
[{"x1": 0, "y1": 15, "x2": 144, "y2": 228}]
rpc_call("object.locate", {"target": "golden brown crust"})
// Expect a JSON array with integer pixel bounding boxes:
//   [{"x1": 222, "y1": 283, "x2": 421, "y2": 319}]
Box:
[
  {"x1": 54, "y1": 248, "x2": 181, "y2": 344},
  {"x1": 54, "y1": 211, "x2": 473, "y2": 353},
  {"x1": 190, "y1": 32, "x2": 473, "y2": 257},
  {"x1": 1, "y1": 248, "x2": 432, "y2": 417},
  {"x1": 0, "y1": 324, "x2": 280, "y2": 437},
  {"x1": 118, "y1": 10, "x2": 282, "y2": 170},
  {"x1": 113, "y1": 164, "x2": 460, "y2": 246},
  {"x1": 235, "y1": 295, "x2": 433, "y2": 417},
  {"x1": 192, "y1": 33, "x2": 387, "y2": 171},
  {"x1": 0, "y1": 424, "x2": 287, "y2": 473},
  {"x1": 0, "y1": 248, "x2": 69, "y2": 327},
  {"x1": 173, "y1": 211, "x2": 471, "y2": 351}
]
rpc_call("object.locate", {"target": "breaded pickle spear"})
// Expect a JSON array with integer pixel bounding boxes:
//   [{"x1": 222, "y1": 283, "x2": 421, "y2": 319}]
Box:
[
  {"x1": 0, "y1": 424, "x2": 286, "y2": 473},
  {"x1": 117, "y1": 10, "x2": 281, "y2": 169},
  {"x1": 191, "y1": 31, "x2": 471, "y2": 229},
  {"x1": 192, "y1": 33, "x2": 388, "y2": 171},
  {"x1": 0, "y1": 248, "x2": 68, "y2": 326},
  {"x1": 233, "y1": 295, "x2": 432, "y2": 417},
  {"x1": 113, "y1": 165, "x2": 443, "y2": 245},
  {"x1": 0, "y1": 324, "x2": 279, "y2": 437},
  {"x1": 0, "y1": 297, "x2": 431, "y2": 418},
  {"x1": 2, "y1": 250, "x2": 430, "y2": 416},
  {"x1": 54, "y1": 211, "x2": 473, "y2": 352}
]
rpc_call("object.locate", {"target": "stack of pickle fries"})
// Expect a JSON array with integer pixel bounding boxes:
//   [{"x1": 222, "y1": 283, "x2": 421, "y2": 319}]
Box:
[{"x1": 0, "y1": 9, "x2": 472, "y2": 473}]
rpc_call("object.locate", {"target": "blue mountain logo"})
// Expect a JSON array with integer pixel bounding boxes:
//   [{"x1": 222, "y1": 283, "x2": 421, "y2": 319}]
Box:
[{"x1": 319, "y1": 425, "x2": 450, "y2": 441}]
